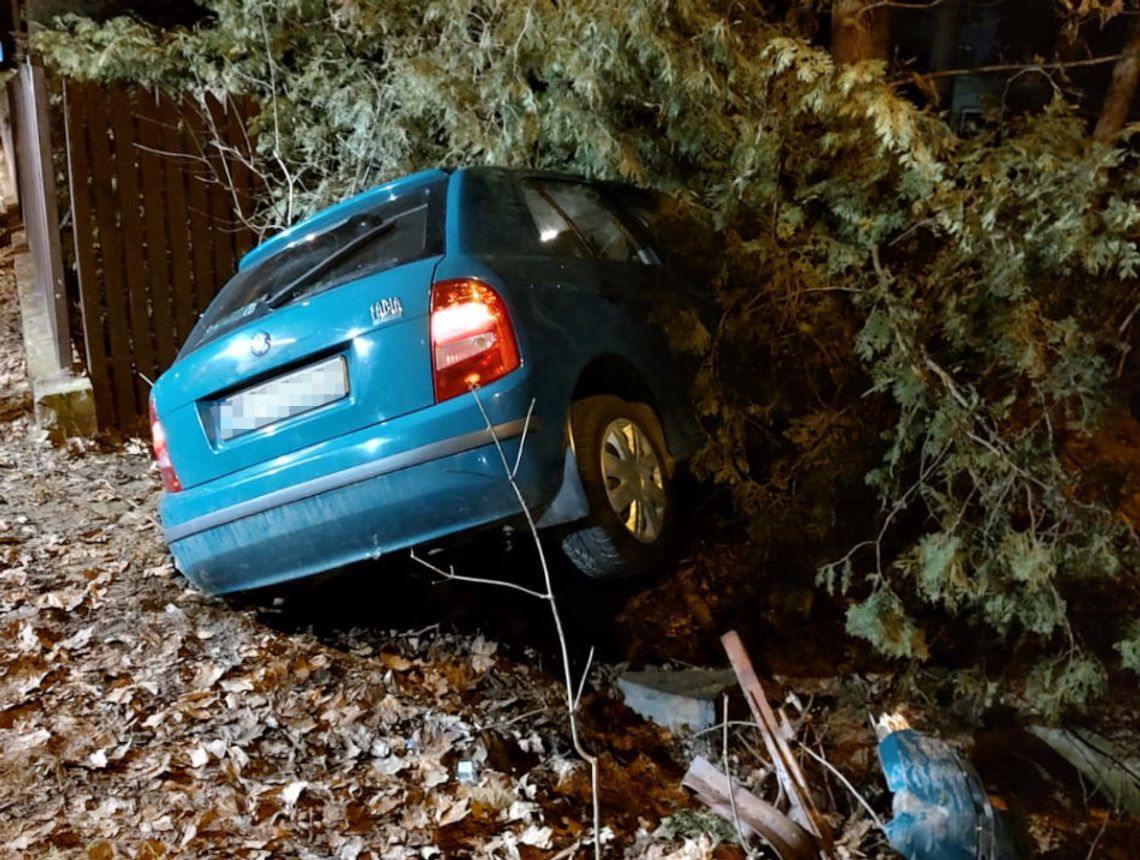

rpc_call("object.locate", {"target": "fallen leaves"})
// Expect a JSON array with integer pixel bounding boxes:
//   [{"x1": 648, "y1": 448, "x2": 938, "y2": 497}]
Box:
[{"x1": 0, "y1": 396, "x2": 714, "y2": 859}]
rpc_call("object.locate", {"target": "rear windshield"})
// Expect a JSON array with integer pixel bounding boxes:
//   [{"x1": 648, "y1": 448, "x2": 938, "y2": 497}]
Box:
[{"x1": 179, "y1": 179, "x2": 447, "y2": 356}]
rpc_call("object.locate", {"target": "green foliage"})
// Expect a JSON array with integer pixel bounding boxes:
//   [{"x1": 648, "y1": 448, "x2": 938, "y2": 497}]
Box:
[
  {"x1": 845, "y1": 587, "x2": 929, "y2": 660},
  {"x1": 660, "y1": 808, "x2": 740, "y2": 847},
  {"x1": 1024, "y1": 655, "x2": 1109, "y2": 722},
  {"x1": 35, "y1": 0, "x2": 1140, "y2": 715},
  {"x1": 1116, "y1": 622, "x2": 1140, "y2": 674}
]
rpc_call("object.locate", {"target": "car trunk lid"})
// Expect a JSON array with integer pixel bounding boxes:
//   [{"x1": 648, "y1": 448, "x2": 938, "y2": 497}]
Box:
[
  {"x1": 156, "y1": 258, "x2": 438, "y2": 489},
  {"x1": 154, "y1": 177, "x2": 447, "y2": 490}
]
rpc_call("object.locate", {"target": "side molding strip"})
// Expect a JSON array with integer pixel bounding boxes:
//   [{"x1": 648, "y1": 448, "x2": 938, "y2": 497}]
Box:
[{"x1": 164, "y1": 418, "x2": 530, "y2": 543}]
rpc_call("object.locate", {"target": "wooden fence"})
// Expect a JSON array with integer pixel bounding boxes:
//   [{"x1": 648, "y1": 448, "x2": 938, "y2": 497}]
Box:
[{"x1": 63, "y1": 81, "x2": 259, "y2": 432}]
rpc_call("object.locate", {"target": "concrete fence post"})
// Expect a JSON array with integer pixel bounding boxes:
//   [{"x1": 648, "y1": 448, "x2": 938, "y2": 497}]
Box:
[{"x1": 8, "y1": 58, "x2": 96, "y2": 439}]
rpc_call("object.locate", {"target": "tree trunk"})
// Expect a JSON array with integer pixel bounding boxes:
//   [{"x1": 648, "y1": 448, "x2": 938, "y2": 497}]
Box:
[
  {"x1": 1094, "y1": 20, "x2": 1140, "y2": 143},
  {"x1": 832, "y1": 0, "x2": 890, "y2": 64},
  {"x1": 928, "y1": 0, "x2": 963, "y2": 102}
]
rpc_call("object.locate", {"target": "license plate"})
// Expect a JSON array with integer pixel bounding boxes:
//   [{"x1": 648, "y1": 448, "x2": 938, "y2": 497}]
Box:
[{"x1": 216, "y1": 356, "x2": 348, "y2": 441}]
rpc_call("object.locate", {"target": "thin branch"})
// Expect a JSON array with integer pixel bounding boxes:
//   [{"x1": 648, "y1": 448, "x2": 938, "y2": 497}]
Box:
[
  {"x1": 512, "y1": 398, "x2": 536, "y2": 479},
  {"x1": 98, "y1": 479, "x2": 160, "y2": 531},
  {"x1": 412, "y1": 389, "x2": 603, "y2": 859},
  {"x1": 906, "y1": 53, "x2": 1123, "y2": 83},
  {"x1": 1085, "y1": 813, "x2": 1110, "y2": 860},
  {"x1": 696, "y1": 719, "x2": 768, "y2": 737},
  {"x1": 574, "y1": 646, "x2": 596, "y2": 712},
  {"x1": 864, "y1": 0, "x2": 948, "y2": 12},
  {"x1": 795, "y1": 741, "x2": 885, "y2": 831},
  {"x1": 722, "y1": 694, "x2": 757, "y2": 859},
  {"x1": 484, "y1": 706, "x2": 554, "y2": 730},
  {"x1": 409, "y1": 548, "x2": 550, "y2": 601}
]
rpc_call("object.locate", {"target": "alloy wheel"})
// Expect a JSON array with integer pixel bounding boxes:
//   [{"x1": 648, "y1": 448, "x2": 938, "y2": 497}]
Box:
[{"x1": 599, "y1": 417, "x2": 666, "y2": 543}]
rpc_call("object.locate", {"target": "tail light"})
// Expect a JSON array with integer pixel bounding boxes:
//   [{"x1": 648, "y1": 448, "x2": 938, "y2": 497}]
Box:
[
  {"x1": 430, "y1": 278, "x2": 520, "y2": 402},
  {"x1": 149, "y1": 399, "x2": 183, "y2": 493}
]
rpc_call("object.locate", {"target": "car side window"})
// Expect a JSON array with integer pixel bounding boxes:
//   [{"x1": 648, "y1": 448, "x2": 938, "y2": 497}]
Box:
[
  {"x1": 523, "y1": 180, "x2": 659, "y2": 265},
  {"x1": 522, "y1": 184, "x2": 591, "y2": 259},
  {"x1": 541, "y1": 182, "x2": 646, "y2": 264}
]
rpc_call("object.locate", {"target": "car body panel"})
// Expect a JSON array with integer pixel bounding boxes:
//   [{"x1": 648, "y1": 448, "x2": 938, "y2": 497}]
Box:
[{"x1": 154, "y1": 166, "x2": 700, "y2": 594}]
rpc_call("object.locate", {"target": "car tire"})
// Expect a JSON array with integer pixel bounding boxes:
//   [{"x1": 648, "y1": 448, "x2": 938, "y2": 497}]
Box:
[{"x1": 560, "y1": 395, "x2": 674, "y2": 579}]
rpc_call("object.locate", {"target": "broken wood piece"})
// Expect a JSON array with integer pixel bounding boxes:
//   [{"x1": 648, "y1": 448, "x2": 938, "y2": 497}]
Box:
[
  {"x1": 721, "y1": 630, "x2": 837, "y2": 859},
  {"x1": 683, "y1": 755, "x2": 818, "y2": 860}
]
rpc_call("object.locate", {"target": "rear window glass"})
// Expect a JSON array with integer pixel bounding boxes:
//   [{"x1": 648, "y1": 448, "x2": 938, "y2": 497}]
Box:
[{"x1": 180, "y1": 179, "x2": 446, "y2": 356}]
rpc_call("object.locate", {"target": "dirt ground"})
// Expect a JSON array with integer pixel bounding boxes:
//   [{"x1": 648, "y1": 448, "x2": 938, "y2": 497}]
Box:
[{"x1": 1, "y1": 220, "x2": 1137, "y2": 858}]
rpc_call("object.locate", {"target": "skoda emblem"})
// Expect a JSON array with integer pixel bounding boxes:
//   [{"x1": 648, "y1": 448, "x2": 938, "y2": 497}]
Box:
[{"x1": 249, "y1": 331, "x2": 271, "y2": 356}]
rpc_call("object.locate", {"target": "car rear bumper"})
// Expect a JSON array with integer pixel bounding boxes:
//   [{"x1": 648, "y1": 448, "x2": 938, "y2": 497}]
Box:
[
  {"x1": 161, "y1": 374, "x2": 565, "y2": 594},
  {"x1": 168, "y1": 433, "x2": 543, "y2": 594}
]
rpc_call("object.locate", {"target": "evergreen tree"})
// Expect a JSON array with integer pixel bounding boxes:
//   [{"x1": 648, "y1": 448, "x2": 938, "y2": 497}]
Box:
[{"x1": 36, "y1": 0, "x2": 1140, "y2": 715}]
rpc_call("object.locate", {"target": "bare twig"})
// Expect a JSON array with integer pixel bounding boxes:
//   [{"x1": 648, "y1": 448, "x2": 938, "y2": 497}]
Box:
[
  {"x1": 1085, "y1": 812, "x2": 1110, "y2": 860},
  {"x1": 512, "y1": 398, "x2": 536, "y2": 479},
  {"x1": 722, "y1": 694, "x2": 757, "y2": 858},
  {"x1": 98, "y1": 479, "x2": 160, "y2": 530},
  {"x1": 863, "y1": 0, "x2": 947, "y2": 12},
  {"x1": 795, "y1": 740, "x2": 885, "y2": 831},
  {"x1": 409, "y1": 548, "x2": 549, "y2": 600},
  {"x1": 411, "y1": 390, "x2": 602, "y2": 859},
  {"x1": 904, "y1": 53, "x2": 1123, "y2": 83},
  {"x1": 574, "y1": 646, "x2": 596, "y2": 712}
]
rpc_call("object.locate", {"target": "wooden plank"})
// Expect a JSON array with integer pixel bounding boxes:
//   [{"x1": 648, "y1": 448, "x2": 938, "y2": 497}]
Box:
[
  {"x1": 682, "y1": 756, "x2": 817, "y2": 860},
  {"x1": 182, "y1": 99, "x2": 215, "y2": 326},
  {"x1": 721, "y1": 631, "x2": 836, "y2": 859},
  {"x1": 85, "y1": 82, "x2": 138, "y2": 429},
  {"x1": 62, "y1": 80, "x2": 114, "y2": 430},
  {"x1": 159, "y1": 96, "x2": 195, "y2": 348},
  {"x1": 224, "y1": 96, "x2": 258, "y2": 260},
  {"x1": 205, "y1": 96, "x2": 235, "y2": 302},
  {"x1": 109, "y1": 85, "x2": 153, "y2": 427},
  {"x1": 136, "y1": 89, "x2": 177, "y2": 372}
]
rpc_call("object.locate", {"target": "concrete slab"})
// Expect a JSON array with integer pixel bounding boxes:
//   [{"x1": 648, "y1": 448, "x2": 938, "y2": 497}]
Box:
[
  {"x1": 617, "y1": 667, "x2": 738, "y2": 733},
  {"x1": 33, "y1": 370, "x2": 97, "y2": 440}
]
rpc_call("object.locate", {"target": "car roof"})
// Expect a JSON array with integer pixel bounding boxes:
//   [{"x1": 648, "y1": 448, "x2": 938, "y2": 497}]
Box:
[{"x1": 237, "y1": 166, "x2": 656, "y2": 272}]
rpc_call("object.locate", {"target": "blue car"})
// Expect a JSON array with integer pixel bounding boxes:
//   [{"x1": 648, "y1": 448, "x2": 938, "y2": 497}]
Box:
[{"x1": 150, "y1": 167, "x2": 699, "y2": 595}]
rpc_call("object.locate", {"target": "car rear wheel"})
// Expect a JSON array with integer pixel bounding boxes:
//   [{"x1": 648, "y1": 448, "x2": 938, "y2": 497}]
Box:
[{"x1": 560, "y1": 395, "x2": 674, "y2": 579}]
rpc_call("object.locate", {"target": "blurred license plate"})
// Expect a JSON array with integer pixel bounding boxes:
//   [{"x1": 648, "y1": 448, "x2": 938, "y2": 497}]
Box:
[{"x1": 217, "y1": 356, "x2": 348, "y2": 441}]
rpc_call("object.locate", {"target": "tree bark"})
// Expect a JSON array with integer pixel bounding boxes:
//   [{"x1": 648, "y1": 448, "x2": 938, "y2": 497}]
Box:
[
  {"x1": 832, "y1": 0, "x2": 890, "y2": 64},
  {"x1": 1094, "y1": 19, "x2": 1140, "y2": 143},
  {"x1": 928, "y1": 0, "x2": 962, "y2": 101}
]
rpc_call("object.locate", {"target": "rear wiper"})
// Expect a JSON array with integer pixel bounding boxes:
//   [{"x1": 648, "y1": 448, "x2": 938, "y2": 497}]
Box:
[{"x1": 262, "y1": 216, "x2": 397, "y2": 310}]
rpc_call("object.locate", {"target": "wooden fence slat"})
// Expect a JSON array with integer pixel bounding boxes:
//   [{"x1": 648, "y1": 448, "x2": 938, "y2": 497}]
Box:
[
  {"x1": 62, "y1": 80, "x2": 113, "y2": 430},
  {"x1": 225, "y1": 98, "x2": 257, "y2": 261},
  {"x1": 205, "y1": 97, "x2": 236, "y2": 294},
  {"x1": 84, "y1": 84, "x2": 137, "y2": 430},
  {"x1": 136, "y1": 91, "x2": 177, "y2": 371},
  {"x1": 183, "y1": 102, "x2": 215, "y2": 325},
  {"x1": 159, "y1": 97, "x2": 196, "y2": 348},
  {"x1": 109, "y1": 86, "x2": 153, "y2": 426}
]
